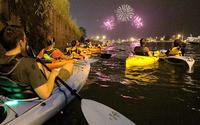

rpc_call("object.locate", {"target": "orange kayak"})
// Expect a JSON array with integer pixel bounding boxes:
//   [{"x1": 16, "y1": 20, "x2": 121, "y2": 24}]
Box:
[
  {"x1": 88, "y1": 48, "x2": 102, "y2": 54},
  {"x1": 46, "y1": 59, "x2": 77, "y2": 69}
]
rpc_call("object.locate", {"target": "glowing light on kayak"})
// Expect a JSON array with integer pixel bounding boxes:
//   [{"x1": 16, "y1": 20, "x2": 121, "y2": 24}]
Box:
[{"x1": 5, "y1": 100, "x2": 19, "y2": 106}]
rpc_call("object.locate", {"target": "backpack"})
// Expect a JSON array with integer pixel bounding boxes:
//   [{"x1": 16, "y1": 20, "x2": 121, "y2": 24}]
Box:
[{"x1": 0, "y1": 57, "x2": 37, "y2": 99}]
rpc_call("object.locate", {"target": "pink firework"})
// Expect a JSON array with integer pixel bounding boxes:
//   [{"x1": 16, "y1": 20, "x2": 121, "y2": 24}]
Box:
[
  {"x1": 103, "y1": 16, "x2": 115, "y2": 30},
  {"x1": 132, "y1": 15, "x2": 143, "y2": 29}
]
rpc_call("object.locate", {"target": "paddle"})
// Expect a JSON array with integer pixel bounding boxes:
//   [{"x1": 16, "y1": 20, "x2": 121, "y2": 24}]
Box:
[{"x1": 36, "y1": 58, "x2": 135, "y2": 125}]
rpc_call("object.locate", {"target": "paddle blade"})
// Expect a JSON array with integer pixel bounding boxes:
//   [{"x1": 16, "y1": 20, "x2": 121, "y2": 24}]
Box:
[{"x1": 81, "y1": 99, "x2": 136, "y2": 125}]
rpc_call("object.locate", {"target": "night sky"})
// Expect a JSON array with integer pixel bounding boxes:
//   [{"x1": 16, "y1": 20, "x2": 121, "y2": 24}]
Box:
[{"x1": 70, "y1": 0, "x2": 200, "y2": 39}]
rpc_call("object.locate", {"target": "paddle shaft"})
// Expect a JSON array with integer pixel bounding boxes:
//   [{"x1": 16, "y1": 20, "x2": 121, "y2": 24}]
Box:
[{"x1": 36, "y1": 58, "x2": 82, "y2": 100}]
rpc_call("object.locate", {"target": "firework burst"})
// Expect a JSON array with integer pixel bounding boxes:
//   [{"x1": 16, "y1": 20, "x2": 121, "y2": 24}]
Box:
[
  {"x1": 102, "y1": 16, "x2": 115, "y2": 30},
  {"x1": 115, "y1": 4, "x2": 134, "y2": 22},
  {"x1": 132, "y1": 15, "x2": 143, "y2": 29}
]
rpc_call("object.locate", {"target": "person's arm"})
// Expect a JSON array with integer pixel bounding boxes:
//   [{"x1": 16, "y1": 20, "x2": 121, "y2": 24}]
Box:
[
  {"x1": 144, "y1": 47, "x2": 153, "y2": 56},
  {"x1": 26, "y1": 59, "x2": 59, "y2": 99},
  {"x1": 34, "y1": 69, "x2": 59, "y2": 99}
]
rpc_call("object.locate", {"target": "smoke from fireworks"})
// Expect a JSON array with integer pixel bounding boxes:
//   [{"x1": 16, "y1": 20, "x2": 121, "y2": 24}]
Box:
[
  {"x1": 132, "y1": 15, "x2": 143, "y2": 29},
  {"x1": 115, "y1": 4, "x2": 134, "y2": 22},
  {"x1": 103, "y1": 16, "x2": 115, "y2": 30}
]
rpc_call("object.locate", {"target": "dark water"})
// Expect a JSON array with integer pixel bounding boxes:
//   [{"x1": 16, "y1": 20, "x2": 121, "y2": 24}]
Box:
[{"x1": 45, "y1": 42, "x2": 200, "y2": 125}]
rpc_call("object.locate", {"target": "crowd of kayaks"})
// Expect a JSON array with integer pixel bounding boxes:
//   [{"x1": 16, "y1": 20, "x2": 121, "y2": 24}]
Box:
[
  {"x1": 126, "y1": 50, "x2": 195, "y2": 73},
  {"x1": 39, "y1": 47, "x2": 108, "y2": 70},
  {"x1": 0, "y1": 45, "x2": 114, "y2": 125},
  {"x1": 1, "y1": 44, "x2": 196, "y2": 125}
]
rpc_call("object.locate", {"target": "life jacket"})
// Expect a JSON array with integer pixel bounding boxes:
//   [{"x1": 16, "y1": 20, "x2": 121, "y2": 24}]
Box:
[
  {"x1": 66, "y1": 47, "x2": 84, "y2": 59},
  {"x1": 169, "y1": 47, "x2": 182, "y2": 56},
  {"x1": 38, "y1": 48, "x2": 64, "y2": 60},
  {"x1": 0, "y1": 55, "x2": 38, "y2": 99},
  {"x1": 68, "y1": 47, "x2": 81, "y2": 54}
]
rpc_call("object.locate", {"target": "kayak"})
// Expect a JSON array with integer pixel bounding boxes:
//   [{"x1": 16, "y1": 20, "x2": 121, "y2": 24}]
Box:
[
  {"x1": 46, "y1": 59, "x2": 77, "y2": 69},
  {"x1": 159, "y1": 56, "x2": 195, "y2": 73},
  {"x1": 88, "y1": 48, "x2": 101, "y2": 54},
  {"x1": 126, "y1": 55, "x2": 159, "y2": 68},
  {"x1": 0, "y1": 60, "x2": 90, "y2": 125}
]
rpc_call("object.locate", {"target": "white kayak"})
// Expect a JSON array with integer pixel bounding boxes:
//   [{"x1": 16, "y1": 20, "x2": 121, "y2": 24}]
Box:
[
  {"x1": 160, "y1": 56, "x2": 195, "y2": 73},
  {"x1": 0, "y1": 60, "x2": 90, "y2": 125}
]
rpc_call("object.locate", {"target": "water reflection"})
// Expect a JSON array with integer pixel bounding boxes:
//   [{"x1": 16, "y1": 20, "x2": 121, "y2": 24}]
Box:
[
  {"x1": 125, "y1": 63, "x2": 159, "y2": 85},
  {"x1": 46, "y1": 42, "x2": 200, "y2": 125}
]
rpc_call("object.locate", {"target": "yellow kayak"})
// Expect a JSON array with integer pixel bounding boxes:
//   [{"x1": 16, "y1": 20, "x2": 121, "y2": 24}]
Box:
[{"x1": 126, "y1": 55, "x2": 159, "y2": 68}]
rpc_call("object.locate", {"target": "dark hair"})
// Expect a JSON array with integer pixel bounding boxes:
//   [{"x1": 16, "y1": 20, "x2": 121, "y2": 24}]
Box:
[
  {"x1": 46, "y1": 39, "x2": 55, "y2": 46},
  {"x1": 0, "y1": 25, "x2": 24, "y2": 51},
  {"x1": 140, "y1": 38, "x2": 146, "y2": 46},
  {"x1": 71, "y1": 40, "x2": 76, "y2": 47},
  {"x1": 174, "y1": 39, "x2": 181, "y2": 47}
]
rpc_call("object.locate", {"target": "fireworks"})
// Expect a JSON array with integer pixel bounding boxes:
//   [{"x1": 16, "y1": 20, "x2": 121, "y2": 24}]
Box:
[
  {"x1": 115, "y1": 4, "x2": 134, "y2": 22},
  {"x1": 101, "y1": 4, "x2": 144, "y2": 30},
  {"x1": 132, "y1": 15, "x2": 143, "y2": 29},
  {"x1": 103, "y1": 16, "x2": 115, "y2": 30}
]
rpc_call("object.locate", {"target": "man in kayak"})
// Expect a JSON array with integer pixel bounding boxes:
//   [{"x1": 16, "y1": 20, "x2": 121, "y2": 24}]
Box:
[
  {"x1": 0, "y1": 25, "x2": 73, "y2": 99},
  {"x1": 133, "y1": 38, "x2": 153, "y2": 56},
  {"x1": 66, "y1": 40, "x2": 88, "y2": 59},
  {"x1": 166, "y1": 39, "x2": 184, "y2": 56}
]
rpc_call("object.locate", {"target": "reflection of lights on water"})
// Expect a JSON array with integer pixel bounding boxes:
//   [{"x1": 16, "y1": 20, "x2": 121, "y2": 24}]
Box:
[
  {"x1": 96, "y1": 72, "x2": 111, "y2": 81},
  {"x1": 125, "y1": 65, "x2": 159, "y2": 84}
]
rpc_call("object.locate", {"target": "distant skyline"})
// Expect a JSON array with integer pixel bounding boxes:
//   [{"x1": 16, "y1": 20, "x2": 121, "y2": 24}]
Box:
[{"x1": 70, "y1": 0, "x2": 200, "y2": 39}]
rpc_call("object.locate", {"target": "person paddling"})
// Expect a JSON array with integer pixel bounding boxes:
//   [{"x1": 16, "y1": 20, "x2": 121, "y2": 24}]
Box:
[
  {"x1": 66, "y1": 40, "x2": 88, "y2": 59},
  {"x1": 0, "y1": 25, "x2": 73, "y2": 99},
  {"x1": 133, "y1": 38, "x2": 153, "y2": 56},
  {"x1": 166, "y1": 39, "x2": 185, "y2": 56}
]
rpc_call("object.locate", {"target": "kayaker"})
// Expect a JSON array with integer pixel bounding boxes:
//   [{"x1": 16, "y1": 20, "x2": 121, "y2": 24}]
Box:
[
  {"x1": 133, "y1": 38, "x2": 153, "y2": 56},
  {"x1": 37, "y1": 35, "x2": 72, "y2": 61},
  {"x1": 166, "y1": 39, "x2": 184, "y2": 56},
  {"x1": 0, "y1": 25, "x2": 73, "y2": 99},
  {"x1": 66, "y1": 40, "x2": 88, "y2": 59}
]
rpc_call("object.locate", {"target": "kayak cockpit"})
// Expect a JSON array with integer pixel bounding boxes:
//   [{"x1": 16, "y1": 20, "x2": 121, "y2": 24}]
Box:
[
  {"x1": 159, "y1": 56, "x2": 195, "y2": 73},
  {"x1": 0, "y1": 106, "x2": 7, "y2": 124}
]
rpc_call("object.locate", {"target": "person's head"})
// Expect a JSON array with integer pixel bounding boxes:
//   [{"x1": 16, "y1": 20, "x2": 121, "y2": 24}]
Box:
[
  {"x1": 140, "y1": 38, "x2": 147, "y2": 46},
  {"x1": 174, "y1": 39, "x2": 182, "y2": 47},
  {"x1": 0, "y1": 25, "x2": 27, "y2": 52},
  {"x1": 71, "y1": 40, "x2": 76, "y2": 47},
  {"x1": 71, "y1": 40, "x2": 79, "y2": 47},
  {"x1": 46, "y1": 39, "x2": 55, "y2": 48},
  {"x1": 76, "y1": 40, "x2": 80, "y2": 46},
  {"x1": 46, "y1": 35, "x2": 55, "y2": 50}
]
